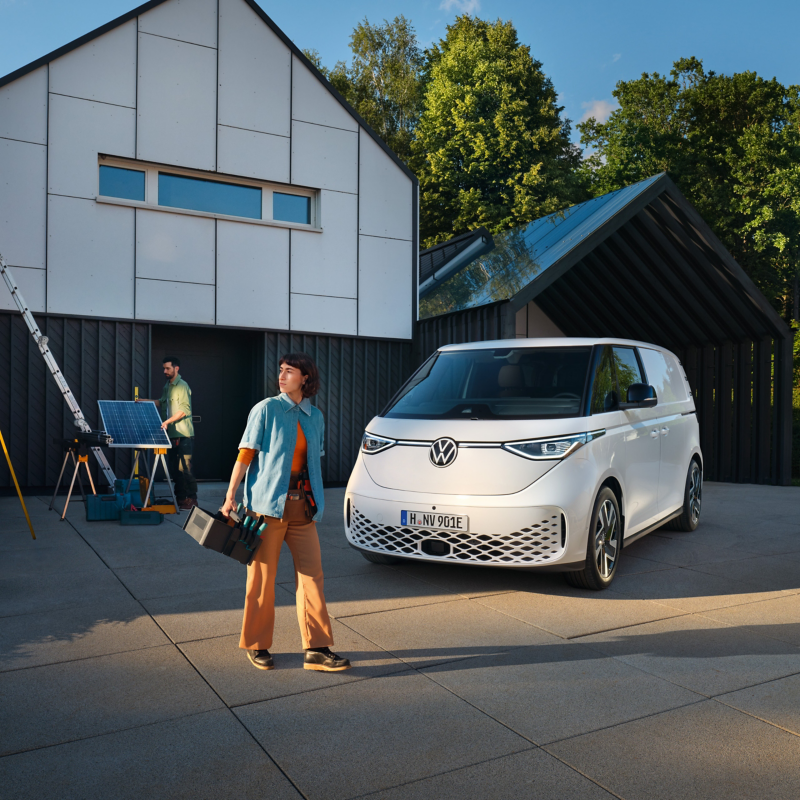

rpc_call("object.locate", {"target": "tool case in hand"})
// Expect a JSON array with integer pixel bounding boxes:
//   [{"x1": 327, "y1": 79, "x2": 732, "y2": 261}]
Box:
[{"x1": 182, "y1": 505, "x2": 264, "y2": 565}]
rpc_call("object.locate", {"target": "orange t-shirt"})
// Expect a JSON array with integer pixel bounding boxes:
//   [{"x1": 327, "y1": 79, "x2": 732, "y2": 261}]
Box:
[{"x1": 237, "y1": 422, "x2": 307, "y2": 473}]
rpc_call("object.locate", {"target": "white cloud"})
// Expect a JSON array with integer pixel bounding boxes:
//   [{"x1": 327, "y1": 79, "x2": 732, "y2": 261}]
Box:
[
  {"x1": 439, "y1": 0, "x2": 481, "y2": 14},
  {"x1": 580, "y1": 99, "x2": 619, "y2": 124},
  {"x1": 612, "y1": 53, "x2": 622, "y2": 63}
]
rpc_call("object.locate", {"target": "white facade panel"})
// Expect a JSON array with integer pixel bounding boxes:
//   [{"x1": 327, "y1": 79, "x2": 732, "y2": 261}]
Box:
[
  {"x1": 358, "y1": 131, "x2": 413, "y2": 241},
  {"x1": 49, "y1": 20, "x2": 137, "y2": 108},
  {"x1": 48, "y1": 94, "x2": 136, "y2": 200},
  {"x1": 291, "y1": 191, "x2": 357, "y2": 298},
  {"x1": 291, "y1": 55, "x2": 357, "y2": 132},
  {"x1": 216, "y1": 221, "x2": 289, "y2": 329},
  {"x1": 0, "y1": 66, "x2": 48, "y2": 145},
  {"x1": 135, "y1": 209, "x2": 215, "y2": 284},
  {"x1": 136, "y1": 33, "x2": 217, "y2": 170},
  {"x1": 290, "y1": 293, "x2": 357, "y2": 336},
  {"x1": 138, "y1": 0, "x2": 218, "y2": 48},
  {"x1": 291, "y1": 121, "x2": 357, "y2": 194},
  {"x1": 47, "y1": 196, "x2": 134, "y2": 319},
  {"x1": 0, "y1": 138, "x2": 46, "y2": 269},
  {"x1": 358, "y1": 235, "x2": 412, "y2": 339},
  {"x1": 217, "y1": 0, "x2": 291, "y2": 137},
  {"x1": 136, "y1": 278, "x2": 215, "y2": 324},
  {"x1": 217, "y1": 126, "x2": 290, "y2": 183},
  {"x1": 0, "y1": 266, "x2": 46, "y2": 314}
]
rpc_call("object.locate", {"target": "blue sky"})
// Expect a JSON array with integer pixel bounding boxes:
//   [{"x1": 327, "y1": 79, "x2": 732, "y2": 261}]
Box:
[{"x1": 2, "y1": 0, "x2": 798, "y2": 144}]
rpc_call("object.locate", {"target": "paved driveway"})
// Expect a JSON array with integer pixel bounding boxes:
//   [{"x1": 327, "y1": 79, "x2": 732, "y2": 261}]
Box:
[{"x1": 1, "y1": 482, "x2": 799, "y2": 799}]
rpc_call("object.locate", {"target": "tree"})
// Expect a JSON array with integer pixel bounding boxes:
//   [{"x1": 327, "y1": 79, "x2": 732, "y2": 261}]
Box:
[
  {"x1": 305, "y1": 16, "x2": 424, "y2": 164},
  {"x1": 579, "y1": 58, "x2": 800, "y2": 319},
  {"x1": 411, "y1": 16, "x2": 584, "y2": 248}
]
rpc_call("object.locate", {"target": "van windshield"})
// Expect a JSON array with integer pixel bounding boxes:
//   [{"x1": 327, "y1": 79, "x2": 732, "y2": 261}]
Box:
[{"x1": 384, "y1": 347, "x2": 592, "y2": 420}]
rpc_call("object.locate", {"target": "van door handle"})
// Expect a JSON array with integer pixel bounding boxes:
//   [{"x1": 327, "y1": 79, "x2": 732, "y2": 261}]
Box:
[
  {"x1": 661, "y1": 427, "x2": 669, "y2": 435},
  {"x1": 650, "y1": 430, "x2": 660, "y2": 439}
]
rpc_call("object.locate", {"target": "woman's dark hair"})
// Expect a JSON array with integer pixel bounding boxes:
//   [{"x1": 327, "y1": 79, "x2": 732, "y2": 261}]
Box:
[{"x1": 279, "y1": 352, "x2": 319, "y2": 398}]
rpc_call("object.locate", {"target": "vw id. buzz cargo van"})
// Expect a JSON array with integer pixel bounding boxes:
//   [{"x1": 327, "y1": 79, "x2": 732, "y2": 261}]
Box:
[{"x1": 344, "y1": 338, "x2": 702, "y2": 590}]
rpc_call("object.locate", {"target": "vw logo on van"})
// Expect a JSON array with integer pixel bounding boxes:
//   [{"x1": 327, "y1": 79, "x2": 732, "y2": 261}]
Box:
[{"x1": 429, "y1": 438, "x2": 458, "y2": 468}]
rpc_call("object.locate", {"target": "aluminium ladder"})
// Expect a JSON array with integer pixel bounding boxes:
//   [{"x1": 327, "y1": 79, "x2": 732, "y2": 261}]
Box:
[{"x1": 0, "y1": 254, "x2": 117, "y2": 486}]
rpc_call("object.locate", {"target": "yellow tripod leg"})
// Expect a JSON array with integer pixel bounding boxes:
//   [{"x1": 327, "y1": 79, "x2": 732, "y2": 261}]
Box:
[{"x1": 0, "y1": 427, "x2": 36, "y2": 540}]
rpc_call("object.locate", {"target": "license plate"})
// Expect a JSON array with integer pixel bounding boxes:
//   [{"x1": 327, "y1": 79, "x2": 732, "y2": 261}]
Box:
[{"x1": 401, "y1": 510, "x2": 469, "y2": 532}]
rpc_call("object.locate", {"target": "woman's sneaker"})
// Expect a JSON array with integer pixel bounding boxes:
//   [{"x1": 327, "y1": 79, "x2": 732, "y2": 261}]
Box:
[
  {"x1": 304, "y1": 647, "x2": 351, "y2": 672},
  {"x1": 247, "y1": 649, "x2": 274, "y2": 670}
]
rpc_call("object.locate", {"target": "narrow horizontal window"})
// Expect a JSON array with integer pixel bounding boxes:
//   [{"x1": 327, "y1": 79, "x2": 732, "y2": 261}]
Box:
[
  {"x1": 99, "y1": 165, "x2": 145, "y2": 201},
  {"x1": 274, "y1": 192, "x2": 311, "y2": 225},
  {"x1": 158, "y1": 173, "x2": 261, "y2": 220}
]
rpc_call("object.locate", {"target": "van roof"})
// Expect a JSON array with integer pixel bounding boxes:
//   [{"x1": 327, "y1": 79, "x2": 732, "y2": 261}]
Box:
[{"x1": 438, "y1": 337, "x2": 676, "y2": 357}]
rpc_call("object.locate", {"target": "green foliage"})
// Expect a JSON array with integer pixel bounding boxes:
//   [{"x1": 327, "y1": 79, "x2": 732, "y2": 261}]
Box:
[
  {"x1": 579, "y1": 58, "x2": 800, "y2": 318},
  {"x1": 305, "y1": 17, "x2": 424, "y2": 164},
  {"x1": 412, "y1": 16, "x2": 585, "y2": 248}
]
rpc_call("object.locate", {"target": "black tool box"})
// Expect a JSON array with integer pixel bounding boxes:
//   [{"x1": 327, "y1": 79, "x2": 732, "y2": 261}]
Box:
[{"x1": 182, "y1": 506, "x2": 264, "y2": 565}]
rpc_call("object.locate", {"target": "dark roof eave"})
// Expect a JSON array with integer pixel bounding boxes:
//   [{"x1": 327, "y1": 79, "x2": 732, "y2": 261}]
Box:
[{"x1": 0, "y1": 0, "x2": 418, "y2": 188}]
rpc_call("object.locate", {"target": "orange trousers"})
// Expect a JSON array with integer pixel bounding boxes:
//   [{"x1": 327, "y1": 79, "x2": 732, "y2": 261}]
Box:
[{"x1": 239, "y1": 497, "x2": 334, "y2": 651}]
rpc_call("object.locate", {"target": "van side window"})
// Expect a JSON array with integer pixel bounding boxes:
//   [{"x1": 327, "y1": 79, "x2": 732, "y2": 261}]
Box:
[
  {"x1": 590, "y1": 346, "x2": 618, "y2": 414},
  {"x1": 612, "y1": 347, "x2": 644, "y2": 402},
  {"x1": 638, "y1": 348, "x2": 688, "y2": 402}
]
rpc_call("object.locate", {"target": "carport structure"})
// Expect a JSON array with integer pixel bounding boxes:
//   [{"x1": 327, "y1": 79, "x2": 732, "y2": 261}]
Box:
[{"x1": 416, "y1": 174, "x2": 794, "y2": 485}]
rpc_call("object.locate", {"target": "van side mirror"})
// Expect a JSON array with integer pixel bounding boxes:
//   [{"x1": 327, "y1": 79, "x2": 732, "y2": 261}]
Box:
[{"x1": 621, "y1": 383, "x2": 657, "y2": 409}]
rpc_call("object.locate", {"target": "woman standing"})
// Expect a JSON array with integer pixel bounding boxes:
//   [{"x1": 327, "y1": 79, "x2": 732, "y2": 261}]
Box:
[{"x1": 220, "y1": 353, "x2": 350, "y2": 672}]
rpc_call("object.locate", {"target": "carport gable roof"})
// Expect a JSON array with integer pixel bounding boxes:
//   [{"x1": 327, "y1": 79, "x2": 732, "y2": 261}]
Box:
[
  {"x1": 0, "y1": 0, "x2": 417, "y2": 186},
  {"x1": 420, "y1": 174, "x2": 791, "y2": 351}
]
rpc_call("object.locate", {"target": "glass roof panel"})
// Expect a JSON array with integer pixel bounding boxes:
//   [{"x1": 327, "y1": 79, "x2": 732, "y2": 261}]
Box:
[{"x1": 419, "y1": 174, "x2": 664, "y2": 320}]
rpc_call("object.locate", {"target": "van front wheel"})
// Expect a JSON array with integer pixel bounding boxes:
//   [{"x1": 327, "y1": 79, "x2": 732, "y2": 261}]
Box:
[{"x1": 565, "y1": 487, "x2": 621, "y2": 591}]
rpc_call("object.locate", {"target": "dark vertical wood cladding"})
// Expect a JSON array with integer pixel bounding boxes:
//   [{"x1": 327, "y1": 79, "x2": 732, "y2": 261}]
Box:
[
  {"x1": 263, "y1": 332, "x2": 412, "y2": 484},
  {"x1": 0, "y1": 313, "x2": 150, "y2": 489},
  {"x1": 414, "y1": 303, "x2": 508, "y2": 365}
]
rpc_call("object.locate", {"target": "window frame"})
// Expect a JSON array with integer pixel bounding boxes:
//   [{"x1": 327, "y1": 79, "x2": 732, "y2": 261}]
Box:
[{"x1": 95, "y1": 155, "x2": 321, "y2": 233}]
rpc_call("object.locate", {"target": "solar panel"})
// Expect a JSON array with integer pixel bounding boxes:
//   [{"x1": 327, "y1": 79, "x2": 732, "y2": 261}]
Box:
[{"x1": 98, "y1": 400, "x2": 172, "y2": 449}]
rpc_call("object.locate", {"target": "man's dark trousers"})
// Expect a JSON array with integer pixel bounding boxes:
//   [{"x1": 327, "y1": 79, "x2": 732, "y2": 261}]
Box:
[{"x1": 167, "y1": 436, "x2": 197, "y2": 501}]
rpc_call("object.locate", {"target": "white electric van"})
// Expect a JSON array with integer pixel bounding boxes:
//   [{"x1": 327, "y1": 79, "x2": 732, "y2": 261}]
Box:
[{"x1": 344, "y1": 338, "x2": 702, "y2": 590}]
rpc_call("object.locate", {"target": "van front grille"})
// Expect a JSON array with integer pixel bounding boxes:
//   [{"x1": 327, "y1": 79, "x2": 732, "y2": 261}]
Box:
[{"x1": 350, "y1": 508, "x2": 565, "y2": 565}]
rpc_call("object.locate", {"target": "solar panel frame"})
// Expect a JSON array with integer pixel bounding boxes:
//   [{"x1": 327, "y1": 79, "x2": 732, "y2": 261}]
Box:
[{"x1": 98, "y1": 400, "x2": 173, "y2": 449}]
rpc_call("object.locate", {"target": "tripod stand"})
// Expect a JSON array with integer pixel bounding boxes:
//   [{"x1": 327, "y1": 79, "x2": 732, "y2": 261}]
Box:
[
  {"x1": 50, "y1": 438, "x2": 97, "y2": 520},
  {"x1": 125, "y1": 447, "x2": 177, "y2": 511}
]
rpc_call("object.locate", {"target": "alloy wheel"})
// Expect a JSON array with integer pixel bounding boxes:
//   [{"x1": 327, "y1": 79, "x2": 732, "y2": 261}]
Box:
[
  {"x1": 595, "y1": 499, "x2": 619, "y2": 579},
  {"x1": 689, "y1": 465, "x2": 702, "y2": 524}
]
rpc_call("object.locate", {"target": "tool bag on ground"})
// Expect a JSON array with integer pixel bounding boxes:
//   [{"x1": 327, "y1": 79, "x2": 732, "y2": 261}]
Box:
[{"x1": 182, "y1": 505, "x2": 266, "y2": 565}]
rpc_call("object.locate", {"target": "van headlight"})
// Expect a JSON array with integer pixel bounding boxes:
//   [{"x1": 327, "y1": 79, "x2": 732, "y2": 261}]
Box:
[
  {"x1": 362, "y1": 432, "x2": 396, "y2": 454},
  {"x1": 502, "y1": 430, "x2": 605, "y2": 461}
]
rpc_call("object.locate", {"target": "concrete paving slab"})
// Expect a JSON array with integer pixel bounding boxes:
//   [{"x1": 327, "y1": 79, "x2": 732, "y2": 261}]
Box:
[
  {"x1": 235, "y1": 671, "x2": 529, "y2": 798},
  {"x1": 610, "y1": 565, "x2": 787, "y2": 613},
  {"x1": 317, "y1": 568, "x2": 459, "y2": 619},
  {"x1": 387, "y1": 560, "x2": 554, "y2": 598},
  {"x1": 0, "y1": 595, "x2": 169, "y2": 672},
  {"x1": 340, "y1": 598, "x2": 560, "y2": 668},
  {"x1": 546, "y1": 700, "x2": 800, "y2": 800},
  {"x1": 424, "y1": 641, "x2": 703, "y2": 744},
  {"x1": 0, "y1": 644, "x2": 222, "y2": 756},
  {"x1": 717, "y1": 673, "x2": 800, "y2": 736},
  {"x1": 623, "y1": 534, "x2": 756, "y2": 567},
  {"x1": 615, "y1": 553, "x2": 674, "y2": 576},
  {"x1": 1, "y1": 537, "x2": 107, "y2": 575},
  {"x1": 179, "y1": 614, "x2": 408, "y2": 706},
  {"x1": 0, "y1": 566, "x2": 131, "y2": 618},
  {"x1": 687, "y1": 555, "x2": 800, "y2": 594},
  {"x1": 114, "y1": 558, "x2": 244, "y2": 600},
  {"x1": 141, "y1": 585, "x2": 249, "y2": 643},
  {"x1": 0, "y1": 708, "x2": 301, "y2": 800},
  {"x1": 580, "y1": 613, "x2": 800, "y2": 696},
  {"x1": 70, "y1": 518, "x2": 220, "y2": 569},
  {"x1": 699, "y1": 593, "x2": 800, "y2": 647},
  {"x1": 361, "y1": 747, "x2": 615, "y2": 800},
  {"x1": 476, "y1": 585, "x2": 686, "y2": 639},
  {"x1": 0, "y1": 520, "x2": 85, "y2": 549}
]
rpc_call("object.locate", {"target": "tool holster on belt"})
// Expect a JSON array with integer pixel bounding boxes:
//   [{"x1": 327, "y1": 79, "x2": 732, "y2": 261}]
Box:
[{"x1": 289, "y1": 469, "x2": 316, "y2": 518}]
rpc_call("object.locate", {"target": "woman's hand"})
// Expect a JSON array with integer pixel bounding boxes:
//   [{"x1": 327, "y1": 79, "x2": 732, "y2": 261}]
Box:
[{"x1": 220, "y1": 496, "x2": 236, "y2": 518}]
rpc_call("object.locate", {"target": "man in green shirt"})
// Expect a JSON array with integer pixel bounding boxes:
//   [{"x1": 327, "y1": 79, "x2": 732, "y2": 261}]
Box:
[{"x1": 140, "y1": 356, "x2": 197, "y2": 510}]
